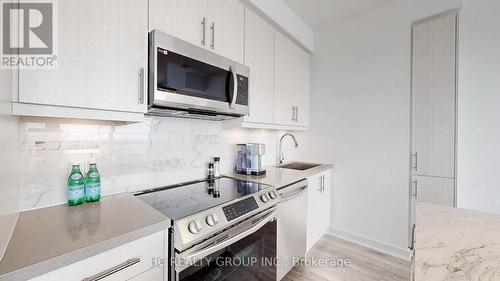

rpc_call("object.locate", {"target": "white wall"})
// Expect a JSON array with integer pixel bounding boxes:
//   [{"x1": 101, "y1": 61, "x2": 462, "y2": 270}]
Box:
[
  {"x1": 19, "y1": 117, "x2": 303, "y2": 210},
  {"x1": 0, "y1": 69, "x2": 20, "y2": 260},
  {"x1": 457, "y1": 0, "x2": 500, "y2": 214},
  {"x1": 303, "y1": 0, "x2": 462, "y2": 258}
]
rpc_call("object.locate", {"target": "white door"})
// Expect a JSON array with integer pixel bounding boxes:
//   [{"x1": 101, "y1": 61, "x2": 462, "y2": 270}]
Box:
[
  {"x1": 149, "y1": 0, "x2": 207, "y2": 48},
  {"x1": 306, "y1": 170, "x2": 331, "y2": 252},
  {"x1": 206, "y1": 0, "x2": 244, "y2": 63},
  {"x1": 414, "y1": 176, "x2": 455, "y2": 207},
  {"x1": 19, "y1": 0, "x2": 148, "y2": 113},
  {"x1": 274, "y1": 31, "x2": 311, "y2": 126},
  {"x1": 412, "y1": 14, "x2": 457, "y2": 178},
  {"x1": 243, "y1": 8, "x2": 274, "y2": 124}
]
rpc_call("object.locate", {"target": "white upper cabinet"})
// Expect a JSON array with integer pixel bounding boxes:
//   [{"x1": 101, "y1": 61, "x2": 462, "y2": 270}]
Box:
[
  {"x1": 149, "y1": 0, "x2": 244, "y2": 63},
  {"x1": 206, "y1": 0, "x2": 245, "y2": 63},
  {"x1": 16, "y1": 0, "x2": 148, "y2": 118},
  {"x1": 412, "y1": 14, "x2": 457, "y2": 178},
  {"x1": 243, "y1": 7, "x2": 274, "y2": 124},
  {"x1": 149, "y1": 0, "x2": 207, "y2": 48},
  {"x1": 274, "y1": 31, "x2": 311, "y2": 127}
]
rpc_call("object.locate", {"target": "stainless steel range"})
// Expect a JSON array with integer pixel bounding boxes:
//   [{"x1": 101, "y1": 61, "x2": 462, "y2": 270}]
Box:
[{"x1": 135, "y1": 177, "x2": 279, "y2": 281}]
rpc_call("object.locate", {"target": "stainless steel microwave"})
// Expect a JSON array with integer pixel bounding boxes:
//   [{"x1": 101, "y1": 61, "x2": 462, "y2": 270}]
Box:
[{"x1": 147, "y1": 30, "x2": 249, "y2": 120}]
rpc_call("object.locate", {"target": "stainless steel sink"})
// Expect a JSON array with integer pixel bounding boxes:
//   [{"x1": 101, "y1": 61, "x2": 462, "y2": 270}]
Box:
[{"x1": 278, "y1": 162, "x2": 320, "y2": 171}]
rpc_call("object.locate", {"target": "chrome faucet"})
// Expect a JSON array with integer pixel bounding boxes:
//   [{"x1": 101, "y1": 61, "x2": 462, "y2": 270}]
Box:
[{"x1": 279, "y1": 133, "x2": 299, "y2": 164}]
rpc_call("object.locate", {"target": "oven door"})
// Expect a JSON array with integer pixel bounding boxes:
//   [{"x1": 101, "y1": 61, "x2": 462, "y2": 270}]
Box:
[{"x1": 174, "y1": 208, "x2": 277, "y2": 281}]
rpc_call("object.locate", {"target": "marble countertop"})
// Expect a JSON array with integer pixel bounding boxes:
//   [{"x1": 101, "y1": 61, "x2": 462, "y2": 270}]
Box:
[
  {"x1": 416, "y1": 203, "x2": 500, "y2": 281},
  {"x1": 0, "y1": 193, "x2": 170, "y2": 281},
  {"x1": 224, "y1": 163, "x2": 333, "y2": 189}
]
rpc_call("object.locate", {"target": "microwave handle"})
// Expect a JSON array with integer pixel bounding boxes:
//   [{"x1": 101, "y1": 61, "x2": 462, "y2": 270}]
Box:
[{"x1": 229, "y1": 67, "x2": 238, "y2": 109}]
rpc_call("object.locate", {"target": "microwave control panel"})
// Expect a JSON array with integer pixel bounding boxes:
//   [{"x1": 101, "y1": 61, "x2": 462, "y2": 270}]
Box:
[{"x1": 236, "y1": 74, "x2": 249, "y2": 106}]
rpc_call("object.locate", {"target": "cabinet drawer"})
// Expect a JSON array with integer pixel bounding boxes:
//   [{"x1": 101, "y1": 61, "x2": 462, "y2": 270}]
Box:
[{"x1": 29, "y1": 231, "x2": 165, "y2": 281}]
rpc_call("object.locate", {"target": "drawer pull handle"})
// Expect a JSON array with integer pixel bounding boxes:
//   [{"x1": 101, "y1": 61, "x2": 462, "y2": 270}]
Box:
[{"x1": 82, "y1": 257, "x2": 140, "y2": 281}]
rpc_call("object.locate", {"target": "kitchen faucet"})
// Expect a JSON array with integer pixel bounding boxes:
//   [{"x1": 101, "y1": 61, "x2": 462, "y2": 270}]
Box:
[{"x1": 279, "y1": 133, "x2": 299, "y2": 164}]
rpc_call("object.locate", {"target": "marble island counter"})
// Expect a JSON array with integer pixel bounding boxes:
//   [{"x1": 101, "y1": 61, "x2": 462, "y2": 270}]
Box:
[{"x1": 416, "y1": 203, "x2": 500, "y2": 281}]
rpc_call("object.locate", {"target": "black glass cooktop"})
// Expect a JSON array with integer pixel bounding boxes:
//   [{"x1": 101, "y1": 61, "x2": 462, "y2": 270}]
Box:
[{"x1": 135, "y1": 177, "x2": 271, "y2": 220}]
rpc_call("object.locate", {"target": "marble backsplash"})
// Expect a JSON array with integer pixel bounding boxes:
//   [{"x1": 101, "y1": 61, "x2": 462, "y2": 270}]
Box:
[{"x1": 20, "y1": 117, "x2": 300, "y2": 210}]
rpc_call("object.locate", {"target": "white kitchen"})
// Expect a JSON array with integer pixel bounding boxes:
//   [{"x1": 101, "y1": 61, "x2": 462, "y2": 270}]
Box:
[{"x1": 1, "y1": 0, "x2": 500, "y2": 281}]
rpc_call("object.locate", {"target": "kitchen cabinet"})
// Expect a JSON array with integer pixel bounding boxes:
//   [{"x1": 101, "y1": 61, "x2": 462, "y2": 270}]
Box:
[
  {"x1": 274, "y1": 31, "x2": 311, "y2": 128},
  {"x1": 243, "y1": 7, "x2": 275, "y2": 124},
  {"x1": 149, "y1": 0, "x2": 207, "y2": 48},
  {"x1": 414, "y1": 175, "x2": 455, "y2": 207},
  {"x1": 29, "y1": 231, "x2": 165, "y2": 281},
  {"x1": 149, "y1": 0, "x2": 244, "y2": 63},
  {"x1": 306, "y1": 169, "x2": 332, "y2": 252},
  {"x1": 410, "y1": 13, "x2": 457, "y2": 207},
  {"x1": 14, "y1": 0, "x2": 148, "y2": 122},
  {"x1": 412, "y1": 13, "x2": 456, "y2": 179},
  {"x1": 206, "y1": 0, "x2": 245, "y2": 63}
]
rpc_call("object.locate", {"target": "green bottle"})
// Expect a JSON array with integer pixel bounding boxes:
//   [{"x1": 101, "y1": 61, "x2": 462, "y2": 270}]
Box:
[
  {"x1": 67, "y1": 164, "x2": 85, "y2": 206},
  {"x1": 85, "y1": 161, "x2": 101, "y2": 202}
]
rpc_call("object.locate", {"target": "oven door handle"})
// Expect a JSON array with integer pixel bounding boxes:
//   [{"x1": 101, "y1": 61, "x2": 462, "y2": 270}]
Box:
[
  {"x1": 176, "y1": 208, "x2": 277, "y2": 272},
  {"x1": 229, "y1": 66, "x2": 238, "y2": 109}
]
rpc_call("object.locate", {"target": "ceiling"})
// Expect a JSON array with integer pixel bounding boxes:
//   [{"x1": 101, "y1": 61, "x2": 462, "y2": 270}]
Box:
[{"x1": 284, "y1": 0, "x2": 395, "y2": 30}]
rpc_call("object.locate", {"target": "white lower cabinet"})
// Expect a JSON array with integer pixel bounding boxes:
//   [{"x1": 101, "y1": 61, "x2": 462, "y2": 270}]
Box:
[
  {"x1": 306, "y1": 169, "x2": 332, "y2": 252},
  {"x1": 414, "y1": 175, "x2": 455, "y2": 207},
  {"x1": 29, "y1": 231, "x2": 165, "y2": 281}
]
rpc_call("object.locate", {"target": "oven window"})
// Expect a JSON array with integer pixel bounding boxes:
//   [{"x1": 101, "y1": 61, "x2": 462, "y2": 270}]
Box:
[
  {"x1": 157, "y1": 48, "x2": 234, "y2": 103},
  {"x1": 179, "y1": 220, "x2": 277, "y2": 281}
]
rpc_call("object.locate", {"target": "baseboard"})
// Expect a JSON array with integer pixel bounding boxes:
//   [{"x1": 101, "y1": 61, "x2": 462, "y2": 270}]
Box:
[{"x1": 327, "y1": 227, "x2": 411, "y2": 262}]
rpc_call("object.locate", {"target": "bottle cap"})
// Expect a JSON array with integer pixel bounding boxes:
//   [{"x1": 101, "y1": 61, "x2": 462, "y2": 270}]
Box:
[
  {"x1": 208, "y1": 162, "x2": 214, "y2": 168},
  {"x1": 72, "y1": 162, "x2": 80, "y2": 166},
  {"x1": 214, "y1": 157, "x2": 220, "y2": 162},
  {"x1": 89, "y1": 158, "x2": 97, "y2": 165}
]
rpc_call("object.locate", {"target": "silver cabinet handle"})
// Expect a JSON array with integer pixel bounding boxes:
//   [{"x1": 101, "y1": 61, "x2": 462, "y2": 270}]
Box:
[
  {"x1": 408, "y1": 181, "x2": 414, "y2": 249},
  {"x1": 291, "y1": 106, "x2": 296, "y2": 121},
  {"x1": 409, "y1": 224, "x2": 415, "y2": 251},
  {"x1": 322, "y1": 175, "x2": 325, "y2": 192},
  {"x1": 210, "y1": 22, "x2": 215, "y2": 50},
  {"x1": 82, "y1": 257, "x2": 140, "y2": 281},
  {"x1": 138, "y1": 68, "x2": 145, "y2": 104},
  {"x1": 412, "y1": 152, "x2": 418, "y2": 171},
  {"x1": 296, "y1": 105, "x2": 299, "y2": 122},
  {"x1": 412, "y1": 180, "x2": 418, "y2": 199},
  {"x1": 318, "y1": 176, "x2": 322, "y2": 192},
  {"x1": 201, "y1": 17, "x2": 206, "y2": 46}
]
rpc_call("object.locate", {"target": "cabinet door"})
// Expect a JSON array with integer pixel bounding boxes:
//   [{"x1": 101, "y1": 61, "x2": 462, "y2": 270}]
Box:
[
  {"x1": 243, "y1": 8, "x2": 274, "y2": 124},
  {"x1": 274, "y1": 31, "x2": 310, "y2": 126},
  {"x1": 412, "y1": 14, "x2": 456, "y2": 178},
  {"x1": 414, "y1": 176, "x2": 455, "y2": 207},
  {"x1": 149, "y1": 0, "x2": 207, "y2": 48},
  {"x1": 206, "y1": 0, "x2": 244, "y2": 63},
  {"x1": 29, "y1": 231, "x2": 164, "y2": 281},
  {"x1": 19, "y1": 0, "x2": 148, "y2": 113},
  {"x1": 306, "y1": 170, "x2": 331, "y2": 252}
]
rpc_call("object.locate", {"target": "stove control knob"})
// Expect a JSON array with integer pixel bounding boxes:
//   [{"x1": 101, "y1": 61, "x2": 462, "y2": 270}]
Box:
[
  {"x1": 260, "y1": 194, "x2": 269, "y2": 203},
  {"x1": 188, "y1": 220, "x2": 202, "y2": 234},
  {"x1": 269, "y1": 191, "x2": 277, "y2": 199},
  {"x1": 206, "y1": 213, "x2": 219, "y2": 227}
]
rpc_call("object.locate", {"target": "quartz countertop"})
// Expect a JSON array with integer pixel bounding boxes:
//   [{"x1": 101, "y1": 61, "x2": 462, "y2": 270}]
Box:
[
  {"x1": 416, "y1": 203, "x2": 500, "y2": 281},
  {"x1": 0, "y1": 193, "x2": 170, "y2": 281},
  {"x1": 224, "y1": 163, "x2": 333, "y2": 189}
]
